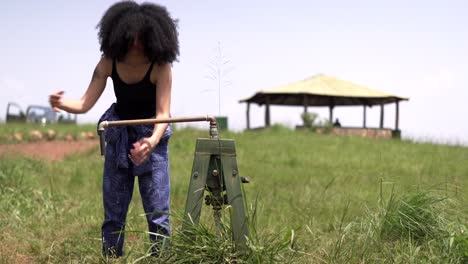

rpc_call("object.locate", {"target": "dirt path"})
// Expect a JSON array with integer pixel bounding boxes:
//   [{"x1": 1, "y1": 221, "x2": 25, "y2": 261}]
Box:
[{"x1": 0, "y1": 140, "x2": 99, "y2": 161}]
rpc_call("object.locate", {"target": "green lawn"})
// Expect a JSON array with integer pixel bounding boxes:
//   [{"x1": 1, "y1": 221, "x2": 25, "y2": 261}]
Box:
[{"x1": 0, "y1": 125, "x2": 467, "y2": 263}]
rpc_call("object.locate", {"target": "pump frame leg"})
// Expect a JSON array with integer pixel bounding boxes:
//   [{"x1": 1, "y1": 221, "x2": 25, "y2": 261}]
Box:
[
  {"x1": 221, "y1": 153, "x2": 249, "y2": 246},
  {"x1": 183, "y1": 153, "x2": 210, "y2": 227}
]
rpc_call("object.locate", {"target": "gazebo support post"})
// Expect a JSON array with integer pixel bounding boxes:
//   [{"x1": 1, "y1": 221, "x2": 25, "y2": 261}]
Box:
[
  {"x1": 395, "y1": 100, "x2": 399, "y2": 130},
  {"x1": 329, "y1": 105, "x2": 334, "y2": 123},
  {"x1": 363, "y1": 105, "x2": 367, "y2": 128},
  {"x1": 303, "y1": 95, "x2": 308, "y2": 114},
  {"x1": 246, "y1": 102, "x2": 250, "y2": 130},
  {"x1": 265, "y1": 97, "x2": 271, "y2": 127},
  {"x1": 379, "y1": 104, "x2": 384, "y2": 128}
]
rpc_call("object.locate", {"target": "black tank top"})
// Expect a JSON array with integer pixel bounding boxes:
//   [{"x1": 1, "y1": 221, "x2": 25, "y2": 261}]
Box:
[{"x1": 112, "y1": 60, "x2": 156, "y2": 120}]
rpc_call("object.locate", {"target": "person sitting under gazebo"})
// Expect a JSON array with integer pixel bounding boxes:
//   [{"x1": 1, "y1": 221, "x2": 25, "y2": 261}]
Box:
[{"x1": 333, "y1": 118, "x2": 341, "y2": 127}]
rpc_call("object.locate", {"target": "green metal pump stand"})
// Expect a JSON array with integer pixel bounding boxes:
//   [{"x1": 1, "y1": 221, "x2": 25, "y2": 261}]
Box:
[
  {"x1": 98, "y1": 116, "x2": 249, "y2": 247},
  {"x1": 183, "y1": 138, "x2": 249, "y2": 246}
]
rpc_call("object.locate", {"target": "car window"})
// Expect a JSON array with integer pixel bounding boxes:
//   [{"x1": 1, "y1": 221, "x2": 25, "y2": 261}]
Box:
[
  {"x1": 28, "y1": 108, "x2": 46, "y2": 118},
  {"x1": 27, "y1": 107, "x2": 56, "y2": 122},
  {"x1": 7, "y1": 104, "x2": 23, "y2": 116}
]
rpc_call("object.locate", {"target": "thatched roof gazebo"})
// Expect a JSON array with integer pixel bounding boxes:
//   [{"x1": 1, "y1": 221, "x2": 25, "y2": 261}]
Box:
[{"x1": 239, "y1": 74, "x2": 408, "y2": 136}]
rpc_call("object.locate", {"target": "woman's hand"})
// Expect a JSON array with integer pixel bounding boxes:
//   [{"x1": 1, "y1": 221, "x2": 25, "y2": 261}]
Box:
[
  {"x1": 47, "y1": 57, "x2": 111, "y2": 114},
  {"x1": 49, "y1": 91, "x2": 65, "y2": 112},
  {"x1": 128, "y1": 137, "x2": 157, "y2": 165}
]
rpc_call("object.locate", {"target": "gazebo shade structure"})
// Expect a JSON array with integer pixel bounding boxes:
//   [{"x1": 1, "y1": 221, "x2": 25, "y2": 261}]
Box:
[{"x1": 239, "y1": 74, "x2": 409, "y2": 130}]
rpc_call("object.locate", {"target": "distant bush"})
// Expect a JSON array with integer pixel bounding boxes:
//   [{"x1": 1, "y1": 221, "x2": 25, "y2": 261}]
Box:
[
  {"x1": 300, "y1": 112, "x2": 318, "y2": 128},
  {"x1": 300, "y1": 112, "x2": 333, "y2": 133}
]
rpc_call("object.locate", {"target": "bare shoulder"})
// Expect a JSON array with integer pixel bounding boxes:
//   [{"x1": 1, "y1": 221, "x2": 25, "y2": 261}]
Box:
[
  {"x1": 95, "y1": 56, "x2": 113, "y2": 77},
  {"x1": 150, "y1": 63, "x2": 172, "y2": 84}
]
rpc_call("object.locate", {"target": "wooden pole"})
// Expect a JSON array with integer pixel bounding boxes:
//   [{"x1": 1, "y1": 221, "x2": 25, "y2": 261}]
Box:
[
  {"x1": 363, "y1": 105, "x2": 367, "y2": 128},
  {"x1": 329, "y1": 97, "x2": 335, "y2": 124},
  {"x1": 246, "y1": 102, "x2": 250, "y2": 130},
  {"x1": 265, "y1": 97, "x2": 271, "y2": 127},
  {"x1": 380, "y1": 104, "x2": 384, "y2": 128},
  {"x1": 303, "y1": 95, "x2": 308, "y2": 113},
  {"x1": 395, "y1": 101, "x2": 400, "y2": 130}
]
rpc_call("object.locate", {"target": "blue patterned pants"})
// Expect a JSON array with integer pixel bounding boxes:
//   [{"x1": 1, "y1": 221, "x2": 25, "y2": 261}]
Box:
[{"x1": 101, "y1": 128, "x2": 171, "y2": 257}]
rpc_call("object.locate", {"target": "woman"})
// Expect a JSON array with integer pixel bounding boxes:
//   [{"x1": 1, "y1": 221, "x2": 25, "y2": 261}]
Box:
[{"x1": 49, "y1": 1, "x2": 179, "y2": 257}]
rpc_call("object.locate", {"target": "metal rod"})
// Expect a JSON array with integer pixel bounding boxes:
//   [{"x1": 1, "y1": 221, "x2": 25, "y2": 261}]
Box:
[
  {"x1": 99, "y1": 116, "x2": 216, "y2": 128},
  {"x1": 97, "y1": 115, "x2": 218, "y2": 155}
]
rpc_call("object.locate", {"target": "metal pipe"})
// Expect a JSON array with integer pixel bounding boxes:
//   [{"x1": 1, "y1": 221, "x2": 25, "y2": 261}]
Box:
[
  {"x1": 98, "y1": 116, "x2": 217, "y2": 129},
  {"x1": 98, "y1": 129, "x2": 106, "y2": 155},
  {"x1": 97, "y1": 115, "x2": 218, "y2": 155}
]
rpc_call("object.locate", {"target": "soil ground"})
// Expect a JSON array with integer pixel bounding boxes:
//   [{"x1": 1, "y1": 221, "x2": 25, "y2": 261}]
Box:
[{"x1": 0, "y1": 140, "x2": 99, "y2": 161}]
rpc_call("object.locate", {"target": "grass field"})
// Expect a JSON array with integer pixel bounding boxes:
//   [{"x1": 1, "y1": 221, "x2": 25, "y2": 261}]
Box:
[{"x1": 0, "y1": 124, "x2": 467, "y2": 263}]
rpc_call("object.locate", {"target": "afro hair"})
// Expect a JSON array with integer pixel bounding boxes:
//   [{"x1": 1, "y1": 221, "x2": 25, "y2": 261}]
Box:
[{"x1": 97, "y1": 1, "x2": 179, "y2": 65}]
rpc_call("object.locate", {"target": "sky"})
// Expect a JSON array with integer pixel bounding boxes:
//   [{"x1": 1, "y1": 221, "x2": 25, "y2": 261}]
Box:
[{"x1": 1, "y1": 0, "x2": 467, "y2": 144}]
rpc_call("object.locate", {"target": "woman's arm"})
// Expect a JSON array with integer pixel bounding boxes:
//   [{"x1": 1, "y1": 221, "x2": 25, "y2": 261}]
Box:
[
  {"x1": 149, "y1": 63, "x2": 172, "y2": 145},
  {"x1": 49, "y1": 57, "x2": 111, "y2": 113},
  {"x1": 129, "y1": 63, "x2": 172, "y2": 165}
]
